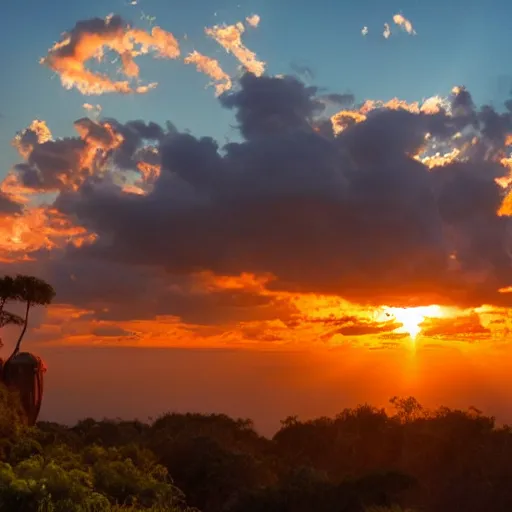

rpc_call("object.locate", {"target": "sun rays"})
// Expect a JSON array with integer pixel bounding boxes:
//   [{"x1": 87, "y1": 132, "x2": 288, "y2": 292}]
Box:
[{"x1": 380, "y1": 305, "x2": 447, "y2": 341}]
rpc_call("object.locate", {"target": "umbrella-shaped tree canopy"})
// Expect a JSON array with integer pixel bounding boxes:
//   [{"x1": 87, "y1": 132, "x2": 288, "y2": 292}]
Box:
[{"x1": 9, "y1": 275, "x2": 56, "y2": 357}]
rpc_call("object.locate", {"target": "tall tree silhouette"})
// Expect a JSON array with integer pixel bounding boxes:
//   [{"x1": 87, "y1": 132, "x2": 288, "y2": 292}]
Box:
[
  {"x1": 0, "y1": 310, "x2": 24, "y2": 335},
  {"x1": 0, "y1": 276, "x2": 16, "y2": 315},
  {"x1": 9, "y1": 275, "x2": 55, "y2": 357},
  {"x1": 0, "y1": 276, "x2": 23, "y2": 349}
]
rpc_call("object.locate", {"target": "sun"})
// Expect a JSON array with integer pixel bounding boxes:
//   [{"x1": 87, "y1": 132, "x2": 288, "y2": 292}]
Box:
[{"x1": 382, "y1": 305, "x2": 444, "y2": 340}]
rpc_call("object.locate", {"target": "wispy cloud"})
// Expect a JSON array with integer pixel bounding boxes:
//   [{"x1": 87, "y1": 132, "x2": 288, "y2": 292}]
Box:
[
  {"x1": 40, "y1": 14, "x2": 180, "y2": 95},
  {"x1": 184, "y1": 51, "x2": 233, "y2": 96},
  {"x1": 393, "y1": 13, "x2": 416, "y2": 35},
  {"x1": 205, "y1": 19, "x2": 265, "y2": 76}
]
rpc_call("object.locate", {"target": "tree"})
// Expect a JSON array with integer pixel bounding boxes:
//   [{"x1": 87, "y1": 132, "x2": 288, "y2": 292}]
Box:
[
  {"x1": 0, "y1": 276, "x2": 24, "y2": 349},
  {"x1": 9, "y1": 275, "x2": 55, "y2": 358},
  {"x1": 0, "y1": 276, "x2": 17, "y2": 316}
]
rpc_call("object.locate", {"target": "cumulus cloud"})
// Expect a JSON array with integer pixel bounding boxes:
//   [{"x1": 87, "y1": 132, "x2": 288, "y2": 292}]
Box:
[
  {"x1": 15, "y1": 73, "x2": 503, "y2": 314},
  {"x1": 383, "y1": 23, "x2": 391, "y2": 39},
  {"x1": 40, "y1": 14, "x2": 180, "y2": 95},
  {"x1": 10, "y1": 116, "x2": 170, "y2": 194},
  {"x1": 0, "y1": 115, "x2": 173, "y2": 263},
  {"x1": 5, "y1": 70, "x2": 512, "y2": 347}
]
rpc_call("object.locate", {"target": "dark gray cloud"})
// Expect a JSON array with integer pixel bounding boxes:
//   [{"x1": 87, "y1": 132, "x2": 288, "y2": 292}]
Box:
[
  {"x1": 219, "y1": 73, "x2": 325, "y2": 140},
  {"x1": 15, "y1": 137, "x2": 87, "y2": 190},
  {"x1": 0, "y1": 193, "x2": 22, "y2": 215},
  {"x1": 13, "y1": 117, "x2": 170, "y2": 193},
  {"x1": 105, "y1": 118, "x2": 169, "y2": 171},
  {"x1": 13, "y1": 72, "x2": 512, "y2": 311},
  {"x1": 8, "y1": 251, "x2": 296, "y2": 327}
]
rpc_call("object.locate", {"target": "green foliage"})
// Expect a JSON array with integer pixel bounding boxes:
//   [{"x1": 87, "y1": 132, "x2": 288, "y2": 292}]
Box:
[
  {"x1": 0, "y1": 383, "x2": 26, "y2": 436},
  {"x1": 0, "y1": 434, "x2": 194, "y2": 511}
]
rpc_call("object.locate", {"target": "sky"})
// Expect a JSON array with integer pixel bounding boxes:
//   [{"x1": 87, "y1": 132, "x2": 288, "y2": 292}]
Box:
[{"x1": 1, "y1": 0, "x2": 512, "y2": 435}]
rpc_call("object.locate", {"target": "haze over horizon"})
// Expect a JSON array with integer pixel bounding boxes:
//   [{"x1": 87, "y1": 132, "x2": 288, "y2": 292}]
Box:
[{"x1": 2, "y1": 0, "x2": 512, "y2": 435}]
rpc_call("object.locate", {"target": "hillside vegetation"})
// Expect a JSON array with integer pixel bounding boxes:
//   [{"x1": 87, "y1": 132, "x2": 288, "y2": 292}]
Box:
[{"x1": 1, "y1": 388, "x2": 511, "y2": 512}]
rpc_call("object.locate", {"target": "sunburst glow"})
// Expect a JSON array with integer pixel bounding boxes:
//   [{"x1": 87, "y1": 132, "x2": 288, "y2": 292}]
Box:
[{"x1": 381, "y1": 305, "x2": 446, "y2": 340}]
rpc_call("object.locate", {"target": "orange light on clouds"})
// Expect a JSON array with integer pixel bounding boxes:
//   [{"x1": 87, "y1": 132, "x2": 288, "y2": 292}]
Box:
[
  {"x1": 417, "y1": 148, "x2": 461, "y2": 169},
  {"x1": 184, "y1": 51, "x2": 233, "y2": 96},
  {"x1": 3, "y1": 13, "x2": 512, "y2": 362},
  {"x1": 245, "y1": 14, "x2": 261, "y2": 28},
  {"x1": 40, "y1": 14, "x2": 180, "y2": 95},
  {"x1": 331, "y1": 95, "x2": 448, "y2": 136},
  {"x1": 0, "y1": 207, "x2": 96, "y2": 262},
  {"x1": 392, "y1": 13, "x2": 416, "y2": 35},
  {"x1": 380, "y1": 306, "x2": 446, "y2": 340},
  {"x1": 205, "y1": 20, "x2": 265, "y2": 76}
]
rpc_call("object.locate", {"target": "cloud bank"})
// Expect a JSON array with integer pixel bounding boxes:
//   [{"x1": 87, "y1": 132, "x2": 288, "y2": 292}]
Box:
[{"x1": 4, "y1": 12, "x2": 512, "y2": 349}]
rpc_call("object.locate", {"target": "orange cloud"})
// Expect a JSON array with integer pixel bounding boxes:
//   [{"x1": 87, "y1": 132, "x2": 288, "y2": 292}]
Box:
[
  {"x1": 184, "y1": 51, "x2": 233, "y2": 96},
  {"x1": 73, "y1": 119, "x2": 125, "y2": 173},
  {"x1": 5, "y1": 267, "x2": 508, "y2": 353},
  {"x1": 137, "y1": 160, "x2": 160, "y2": 182},
  {"x1": 0, "y1": 173, "x2": 34, "y2": 206},
  {"x1": 83, "y1": 103, "x2": 102, "y2": 119},
  {"x1": 331, "y1": 110, "x2": 367, "y2": 135},
  {"x1": 393, "y1": 13, "x2": 416, "y2": 35},
  {"x1": 417, "y1": 148, "x2": 461, "y2": 169},
  {"x1": 12, "y1": 120, "x2": 53, "y2": 160},
  {"x1": 41, "y1": 14, "x2": 180, "y2": 95},
  {"x1": 205, "y1": 20, "x2": 265, "y2": 76},
  {"x1": 27, "y1": 289, "x2": 506, "y2": 351},
  {"x1": 12, "y1": 117, "x2": 125, "y2": 193},
  {"x1": 330, "y1": 95, "x2": 445, "y2": 135},
  {"x1": 420, "y1": 313, "x2": 490, "y2": 339},
  {"x1": 0, "y1": 207, "x2": 96, "y2": 262},
  {"x1": 246, "y1": 14, "x2": 261, "y2": 28},
  {"x1": 195, "y1": 271, "x2": 273, "y2": 293},
  {"x1": 121, "y1": 145, "x2": 162, "y2": 195}
]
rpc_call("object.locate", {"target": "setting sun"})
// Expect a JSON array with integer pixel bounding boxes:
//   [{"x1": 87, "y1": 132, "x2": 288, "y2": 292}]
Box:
[{"x1": 381, "y1": 305, "x2": 446, "y2": 340}]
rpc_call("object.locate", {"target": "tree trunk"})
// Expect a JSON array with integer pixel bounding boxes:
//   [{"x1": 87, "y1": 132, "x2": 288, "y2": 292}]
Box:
[{"x1": 12, "y1": 300, "x2": 31, "y2": 357}]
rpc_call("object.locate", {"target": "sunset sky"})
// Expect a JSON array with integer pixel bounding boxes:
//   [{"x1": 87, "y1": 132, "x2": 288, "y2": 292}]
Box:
[{"x1": 1, "y1": 0, "x2": 512, "y2": 435}]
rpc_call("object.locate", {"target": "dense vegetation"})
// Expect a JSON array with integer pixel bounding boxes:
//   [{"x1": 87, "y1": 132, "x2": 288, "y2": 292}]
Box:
[{"x1": 2, "y1": 389, "x2": 512, "y2": 512}]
